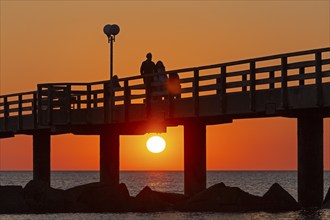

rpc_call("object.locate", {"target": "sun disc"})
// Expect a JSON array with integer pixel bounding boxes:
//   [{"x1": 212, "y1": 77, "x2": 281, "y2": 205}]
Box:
[{"x1": 146, "y1": 136, "x2": 166, "y2": 153}]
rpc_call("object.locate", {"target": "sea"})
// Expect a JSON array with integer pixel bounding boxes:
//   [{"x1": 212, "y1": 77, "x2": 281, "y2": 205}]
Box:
[{"x1": 1, "y1": 171, "x2": 330, "y2": 220}]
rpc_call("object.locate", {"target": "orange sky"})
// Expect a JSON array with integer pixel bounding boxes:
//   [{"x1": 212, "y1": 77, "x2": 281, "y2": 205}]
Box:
[{"x1": 0, "y1": 1, "x2": 329, "y2": 171}]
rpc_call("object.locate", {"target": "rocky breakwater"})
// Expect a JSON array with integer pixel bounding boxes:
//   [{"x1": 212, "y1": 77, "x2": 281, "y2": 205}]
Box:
[{"x1": 0, "y1": 181, "x2": 309, "y2": 213}]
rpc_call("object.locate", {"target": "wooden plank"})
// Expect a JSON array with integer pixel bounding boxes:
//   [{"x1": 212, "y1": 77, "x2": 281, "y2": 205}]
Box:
[
  {"x1": 226, "y1": 70, "x2": 249, "y2": 78},
  {"x1": 287, "y1": 60, "x2": 315, "y2": 70},
  {"x1": 255, "y1": 65, "x2": 281, "y2": 74}
]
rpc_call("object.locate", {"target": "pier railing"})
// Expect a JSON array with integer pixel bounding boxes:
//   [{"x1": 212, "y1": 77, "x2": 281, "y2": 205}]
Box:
[{"x1": 0, "y1": 47, "x2": 329, "y2": 131}]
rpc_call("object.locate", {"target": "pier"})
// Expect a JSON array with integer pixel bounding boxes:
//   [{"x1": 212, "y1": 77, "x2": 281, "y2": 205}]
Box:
[{"x1": 0, "y1": 47, "x2": 329, "y2": 208}]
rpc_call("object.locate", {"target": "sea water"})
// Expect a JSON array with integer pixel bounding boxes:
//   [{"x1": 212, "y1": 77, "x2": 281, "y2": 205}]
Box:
[{"x1": 1, "y1": 171, "x2": 330, "y2": 219}]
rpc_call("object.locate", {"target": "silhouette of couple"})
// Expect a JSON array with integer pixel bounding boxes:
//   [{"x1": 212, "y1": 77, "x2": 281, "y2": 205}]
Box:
[{"x1": 140, "y1": 53, "x2": 181, "y2": 100}]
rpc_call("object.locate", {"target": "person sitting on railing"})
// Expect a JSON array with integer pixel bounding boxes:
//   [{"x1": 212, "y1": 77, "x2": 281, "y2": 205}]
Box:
[
  {"x1": 154, "y1": 60, "x2": 168, "y2": 100},
  {"x1": 111, "y1": 75, "x2": 121, "y2": 89},
  {"x1": 166, "y1": 72, "x2": 181, "y2": 99}
]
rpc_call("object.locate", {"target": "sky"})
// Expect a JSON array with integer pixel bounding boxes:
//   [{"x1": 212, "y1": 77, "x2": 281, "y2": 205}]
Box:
[{"x1": 0, "y1": 0, "x2": 329, "y2": 171}]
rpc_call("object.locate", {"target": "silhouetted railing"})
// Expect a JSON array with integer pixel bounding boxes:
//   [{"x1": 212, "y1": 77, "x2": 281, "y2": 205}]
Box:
[{"x1": 0, "y1": 47, "x2": 329, "y2": 131}]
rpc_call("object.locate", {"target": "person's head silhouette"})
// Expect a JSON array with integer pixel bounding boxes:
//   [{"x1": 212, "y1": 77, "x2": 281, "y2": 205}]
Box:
[{"x1": 146, "y1": 53, "x2": 152, "y2": 61}]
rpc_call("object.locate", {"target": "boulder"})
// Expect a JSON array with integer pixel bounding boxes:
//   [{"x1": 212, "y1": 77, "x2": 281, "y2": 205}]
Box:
[
  {"x1": 132, "y1": 186, "x2": 173, "y2": 212},
  {"x1": 178, "y1": 182, "x2": 264, "y2": 212},
  {"x1": 262, "y1": 183, "x2": 301, "y2": 212},
  {"x1": 322, "y1": 187, "x2": 330, "y2": 209},
  {"x1": 0, "y1": 185, "x2": 28, "y2": 213},
  {"x1": 23, "y1": 180, "x2": 68, "y2": 213},
  {"x1": 65, "y1": 182, "x2": 132, "y2": 212}
]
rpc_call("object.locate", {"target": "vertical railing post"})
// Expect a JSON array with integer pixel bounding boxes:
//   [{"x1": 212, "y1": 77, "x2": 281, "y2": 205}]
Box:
[
  {"x1": 65, "y1": 85, "x2": 71, "y2": 124},
  {"x1": 93, "y1": 93, "x2": 98, "y2": 108},
  {"x1": 4, "y1": 97, "x2": 9, "y2": 130},
  {"x1": 281, "y1": 57, "x2": 288, "y2": 109},
  {"x1": 18, "y1": 95, "x2": 23, "y2": 130},
  {"x1": 269, "y1": 71, "x2": 275, "y2": 89},
  {"x1": 87, "y1": 84, "x2": 91, "y2": 124},
  {"x1": 124, "y1": 80, "x2": 130, "y2": 122},
  {"x1": 315, "y1": 52, "x2": 323, "y2": 107},
  {"x1": 103, "y1": 82, "x2": 110, "y2": 123},
  {"x1": 109, "y1": 82, "x2": 114, "y2": 122},
  {"x1": 242, "y1": 73, "x2": 247, "y2": 92},
  {"x1": 250, "y1": 61, "x2": 256, "y2": 112},
  {"x1": 220, "y1": 66, "x2": 227, "y2": 114},
  {"x1": 299, "y1": 67, "x2": 305, "y2": 86},
  {"x1": 193, "y1": 69, "x2": 200, "y2": 117},
  {"x1": 48, "y1": 85, "x2": 53, "y2": 125},
  {"x1": 37, "y1": 85, "x2": 43, "y2": 126},
  {"x1": 33, "y1": 92, "x2": 38, "y2": 129}
]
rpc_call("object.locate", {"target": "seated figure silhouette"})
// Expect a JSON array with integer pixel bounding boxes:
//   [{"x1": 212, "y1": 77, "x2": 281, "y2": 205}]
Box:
[
  {"x1": 111, "y1": 75, "x2": 121, "y2": 89},
  {"x1": 167, "y1": 72, "x2": 181, "y2": 99}
]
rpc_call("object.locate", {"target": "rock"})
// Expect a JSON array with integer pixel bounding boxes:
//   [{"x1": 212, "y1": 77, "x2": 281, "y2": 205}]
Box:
[
  {"x1": 66, "y1": 182, "x2": 132, "y2": 212},
  {"x1": 0, "y1": 185, "x2": 28, "y2": 213},
  {"x1": 23, "y1": 180, "x2": 68, "y2": 213},
  {"x1": 178, "y1": 182, "x2": 264, "y2": 212},
  {"x1": 262, "y1": 183, "x2": 301, "y2": 212},
  {"x1": 322, "y1": 187, "x2": 330, "y2": 209},
  {"x1": 153, "y1": 190, "x2": 187, "y2": 205},
  {"x1": 133, "y1": 186, "x2": 173, "y2": 212}
]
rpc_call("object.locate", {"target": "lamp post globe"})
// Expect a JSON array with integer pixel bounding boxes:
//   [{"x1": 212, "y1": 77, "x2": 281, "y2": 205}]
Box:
[{"x1": 103, "y1": 24, "x2": 120, "y2": 80}]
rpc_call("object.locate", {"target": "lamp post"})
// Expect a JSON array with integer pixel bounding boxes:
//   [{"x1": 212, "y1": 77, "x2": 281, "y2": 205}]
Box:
[{"x1": 103, "y1": 24, "x2": 120, "y2": 80}]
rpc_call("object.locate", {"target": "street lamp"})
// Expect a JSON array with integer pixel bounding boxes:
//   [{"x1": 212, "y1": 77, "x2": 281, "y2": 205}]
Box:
[{"x1": 103, "y1": 24, "x2": 120, "y2": 80}]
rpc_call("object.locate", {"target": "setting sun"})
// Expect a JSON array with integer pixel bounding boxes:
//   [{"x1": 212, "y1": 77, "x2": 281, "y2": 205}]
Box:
[{"x1": 146, "y1": 136, "x2": 166, "y2": 153}]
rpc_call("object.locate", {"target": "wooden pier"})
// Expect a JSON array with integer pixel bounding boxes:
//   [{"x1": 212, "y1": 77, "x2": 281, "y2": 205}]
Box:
[{"x1": 1, "y1": 47, "x2": 329, "y2": 208}]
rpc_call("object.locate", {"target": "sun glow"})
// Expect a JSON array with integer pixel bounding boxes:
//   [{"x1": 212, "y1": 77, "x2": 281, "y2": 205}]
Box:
[{"x1": 146, "y1": 136, "x2": 166, "y2": 153}]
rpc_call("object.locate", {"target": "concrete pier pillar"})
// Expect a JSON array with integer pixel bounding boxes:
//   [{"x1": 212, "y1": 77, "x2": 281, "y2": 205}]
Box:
[
  {"x1": 298, "y1": 116, "x2": 323, "y2": 208},
  {"x1": 33, "y1": 129, "x2": 51, "y2": 186},
  {"x1": 100, "y1": 128, "x2": 120, "y2": 185},
  {"x1": 184, "y1": 121, "x2": 206, "y2": 196}
]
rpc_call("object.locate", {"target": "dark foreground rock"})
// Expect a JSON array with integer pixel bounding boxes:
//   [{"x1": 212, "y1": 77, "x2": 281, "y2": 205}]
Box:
[
  {"x1": 23, "y1": 180, "x2": 69, "y2": 213},
  {"x1": 0, "y1": 185, "x2": 28, "y2": 213},
  {"x1": 262, "y1": 183, "x2": 301, "y2": 212},
  {"x1": 0, "y1": 181, "x2": 301, "y2": 213},
  {"x1": 132, "y1": 186, "x2": 187, "y2": 212},
  {"x1": 178, "y1": 182, "x2": 300, "y2": 212},
  {"x1": 65, "y1": 182, "x2": 132, "y2": 212},
  {"x1": 322, "y1": 187, "x2": 330, "y2": 209}
]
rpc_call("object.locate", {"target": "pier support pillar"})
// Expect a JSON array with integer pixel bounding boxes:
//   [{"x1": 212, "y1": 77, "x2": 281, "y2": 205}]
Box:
[
  {"x1": 100, "y1": 128, "x2": 120, "y2": 185},
  {"x1": 298, "y1": 116, "x2": 323, "y2": 208},
  {"x1": 184, "y1": 121, "x2": 206, "y2": 197},
  {"x1": 33, "y1": 129, "x2": 51, "y2": 186}
]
